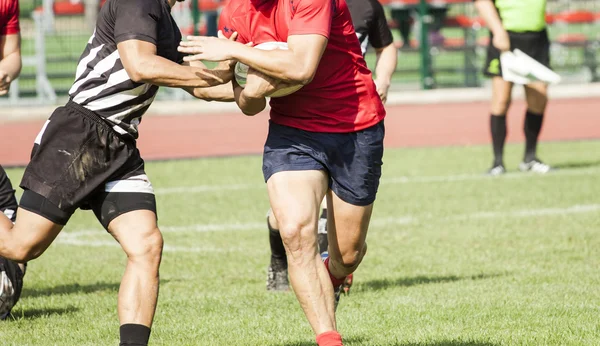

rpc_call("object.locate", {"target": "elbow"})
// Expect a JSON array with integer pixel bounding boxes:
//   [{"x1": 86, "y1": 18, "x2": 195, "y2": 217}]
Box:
[
  {"x1": 127, "y1": 67, "x2": 147, "y2": 83},
  {"x1": 288, "y1": 68, "x2": 315, "y2": 86},
  {"x1": 242, "y1": 109, "x2": 260, "y2": 116}
]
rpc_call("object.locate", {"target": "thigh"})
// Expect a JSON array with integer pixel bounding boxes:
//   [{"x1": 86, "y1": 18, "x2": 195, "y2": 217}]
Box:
[
  {"x1": 89, "y1": 155, "x2": 157, "y2": 230},
  {"x1": 524, "y1": 82, "x2": 548, "y2": 113},
  {"x1": 267, "y1": 170, "x2": 328, "y2": 233},
  {"x1": 328, "y1": 121, "x2": 384, "y2": 207},
  {"x1": 106, "y1": 209, "x2": 161, "y2": 258}
]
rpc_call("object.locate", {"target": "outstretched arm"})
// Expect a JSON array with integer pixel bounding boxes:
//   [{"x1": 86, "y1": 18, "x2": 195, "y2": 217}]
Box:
[{"x1": 179, "y1": 0, "x2": 334, "y2": 85}]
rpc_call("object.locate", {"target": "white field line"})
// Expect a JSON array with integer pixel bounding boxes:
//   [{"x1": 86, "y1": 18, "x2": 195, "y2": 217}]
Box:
[
  {"x1": 153, "y1": 168, "x2": 600, "y2": 196},
  {"x1": 56, "y1": 204, "x2": 600, "y2": 252}
]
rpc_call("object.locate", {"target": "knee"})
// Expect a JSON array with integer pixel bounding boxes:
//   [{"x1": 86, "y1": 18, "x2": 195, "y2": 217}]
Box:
[
  {"x1": 336, "y1": 243, "x2": 367, "y2": 270},
  {"x1": 491, "y1": 96, "x2": 511, "y2": 115},
  {"x1": 9, "y1": 244, "x2": 41, "y2": 263},
  {"x1": 527, "y1": 96, "x2": 548, "y2": 114},
  {"x1": 278, "y1": 219, "x2": 314, "y2": 254},
  {"x1": 125, "y1": 228, "x2": 164, "y2": 267}
]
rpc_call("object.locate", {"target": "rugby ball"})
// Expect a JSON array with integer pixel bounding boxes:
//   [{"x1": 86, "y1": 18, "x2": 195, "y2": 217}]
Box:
[{"x1": 234, "y1": 42, "x2": 303, "y2": 98}]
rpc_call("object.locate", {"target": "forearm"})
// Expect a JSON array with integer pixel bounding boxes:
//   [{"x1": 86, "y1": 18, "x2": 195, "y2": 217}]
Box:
[
  {"x1": 374, "y1": 44, "x2": 397, "y2": 86},
  {"x1": 186, "y1": 81, "x2": 235, "y2": 101},
  {"x1": 231, "y1": 45, "x2": 310, "y2": 84},
  {"x1": 474, "y1": 0, "x2": 505, "y2": 35},
  {"x1": 234, "y1": 80, "x2": 266, "y2": 115},
  {"x1": 137, "y1": 55, "x2": 230, "y2": 88},
  {"x1": 0, "y1": 51, "x2": 22, "y2": 80}
]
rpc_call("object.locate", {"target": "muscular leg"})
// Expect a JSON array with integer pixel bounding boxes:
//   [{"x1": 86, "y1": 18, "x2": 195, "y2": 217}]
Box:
[
  {"x1": 107, "y1": 209, "x2": 163, "y2": 345},
  {"x1": 523, "y1": 81, "x2": 548, "y2": 163},
  {"x1": 489, "y1": 77, "x2": 513, "y2": 170},
  {"x1": 267, "y1": 170, "x2": 336, "y2": 335},
  {"x1": 324, "y1": 191, "x2": 371, "y2": 282}
]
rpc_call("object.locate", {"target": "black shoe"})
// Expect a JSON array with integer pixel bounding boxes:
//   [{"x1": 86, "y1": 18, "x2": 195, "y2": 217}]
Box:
[
  {"x1": 0, "y1": 257, "x2": 24, "y2": 320},
  {"x1": 266, "y1": 265, "x2": 289, "y2": 292}
]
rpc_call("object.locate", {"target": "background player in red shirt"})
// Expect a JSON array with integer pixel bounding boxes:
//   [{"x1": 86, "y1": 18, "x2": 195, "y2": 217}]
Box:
[
  {"x1": 0, "y1": 0, "x2": 25, "y2": 320},
  {"x1": 179, "y1": 0, "x2": 386, "y2": 343},
  {"x1": 0, "y1": 0, "x2": 20, "y2": 96}
]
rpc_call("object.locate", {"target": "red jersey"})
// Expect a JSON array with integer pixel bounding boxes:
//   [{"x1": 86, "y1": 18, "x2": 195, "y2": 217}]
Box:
[
  {"x1": 0, "y1": 0, "x2": 19, "y2": 36},
  {"x1": 219, "y1": 0, "x2": 386, "y2": 133}
]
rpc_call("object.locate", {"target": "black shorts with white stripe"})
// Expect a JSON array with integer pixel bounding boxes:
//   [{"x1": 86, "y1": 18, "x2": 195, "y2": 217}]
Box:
[{"x1": 19, "y1": 101, "x2": 156, "y2": 228}]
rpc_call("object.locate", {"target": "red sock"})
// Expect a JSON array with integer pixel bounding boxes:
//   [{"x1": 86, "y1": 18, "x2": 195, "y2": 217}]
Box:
[
  {"x1": 316, "y1": 331, "x2": 343, "y2": 346},
  {"x1": 324, "y1": 257, "x2": 345, "y2": 287}
]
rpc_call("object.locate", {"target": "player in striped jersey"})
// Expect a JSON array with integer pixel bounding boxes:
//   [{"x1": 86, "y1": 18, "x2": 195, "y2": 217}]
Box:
[
  {"x1": 0, "y1": 0, "x2": 235, "y2": 343},
  {"x1": 264, "y1": 0, "x2": 397, "y2": 293}
]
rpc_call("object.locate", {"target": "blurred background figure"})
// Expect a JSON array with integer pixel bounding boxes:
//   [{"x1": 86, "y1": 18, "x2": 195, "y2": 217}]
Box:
[{"x1": 390, "y1": 4, "x2": 449, "y2": 48}]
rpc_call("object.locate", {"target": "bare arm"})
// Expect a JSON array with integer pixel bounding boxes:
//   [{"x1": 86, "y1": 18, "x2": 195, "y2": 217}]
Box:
[
  {"x1": 474, "y1": 0, "x2": 510, "y2": 51},
  {"x1": 0, "y1": 34, "x2": 22, "y2": 95},
  {"x1": 179, "y1": 34, "x2": 328, "y2": 85},
  {"x1": 182, "y1": 60, "x2": 236, "y2": 101},
  {"x1": 373, "y1": 43, "x2": 397, "y2": 104},
  {"x1": 117, "y1": 39, "x2": 232, "y2": 88},
  {"x1": 233, "y1": 74, "x2": 266, "y2": 116}
]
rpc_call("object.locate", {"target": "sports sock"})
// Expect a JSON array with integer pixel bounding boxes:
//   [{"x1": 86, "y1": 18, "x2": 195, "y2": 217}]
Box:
[
  {"x1": 317, "y1": 208, "x2": 328, "y2": 256},
  {"x1": 119, "y1": 324, "x2": 151, "y2": 346},
  {"x1": 316, "y1": 331, "x2": 343, "y2": 346},
  {"x1": 268, "y1": 216, "x2": 287, "y2": 270},
  {"x1": 524, "y1": 110, "x2": 544, "y2": 162},
  {"x1": 323, "y1": 257, "x2": 345, "y2": 288},
  {"x1": 490, "y1": 114, "x2": 507, "y2": 166}
]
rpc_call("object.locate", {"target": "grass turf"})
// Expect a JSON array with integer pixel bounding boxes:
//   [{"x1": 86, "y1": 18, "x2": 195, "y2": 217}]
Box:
[{"x1": 1, "y1": 140, "x2": 599, "y2": 345}]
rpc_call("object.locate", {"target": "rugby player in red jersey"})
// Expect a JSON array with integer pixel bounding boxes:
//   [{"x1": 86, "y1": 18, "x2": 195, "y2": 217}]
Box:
[
  {"x1": 0, "y1": 0, "x2": 25, "y2": 320},
  {"x1": 179, "y1": 0, "x2": 385, "y2": 343}
]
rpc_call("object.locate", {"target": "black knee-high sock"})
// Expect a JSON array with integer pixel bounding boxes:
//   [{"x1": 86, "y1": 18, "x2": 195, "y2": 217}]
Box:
[
  {"x1": 120, "y1": 324, "x2": 151, "y2": 346},
  {"x1": 490, "y1": 114, "x2": 507, "y2": 166},
  {"x1": 268, "y1": 216, "x2": 287, "y2": 270},
  {"x1": 524, "y1": 110, "x2": 544, "y2": 162}
]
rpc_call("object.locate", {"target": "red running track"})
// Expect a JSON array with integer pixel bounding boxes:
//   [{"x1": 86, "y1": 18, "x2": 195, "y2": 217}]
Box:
[{"x1": 1, "y1": 98, "x2": 598, "y2": 167}]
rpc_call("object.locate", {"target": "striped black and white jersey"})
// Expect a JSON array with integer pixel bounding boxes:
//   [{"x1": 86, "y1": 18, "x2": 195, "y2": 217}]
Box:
[
  {"x1": 347, "y1": 0, "x2": 394, "y2": 57},
  {"x1": 68, "y1": 0, "x2": 183, "y2": 138}
]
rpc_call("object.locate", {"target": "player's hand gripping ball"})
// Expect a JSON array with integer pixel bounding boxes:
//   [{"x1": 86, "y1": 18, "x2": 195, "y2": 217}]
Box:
[{"x1": 235, "y1": 42, "x2": 303, "y2": 98}]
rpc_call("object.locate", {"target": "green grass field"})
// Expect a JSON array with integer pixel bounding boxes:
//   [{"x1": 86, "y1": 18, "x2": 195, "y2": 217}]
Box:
[{"x1": 1, "y1": 139, "x2": 599, "y2": 345}]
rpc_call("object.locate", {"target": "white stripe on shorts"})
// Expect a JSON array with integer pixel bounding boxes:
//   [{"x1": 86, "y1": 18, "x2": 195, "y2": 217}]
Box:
[
  {"x1": 34, "y1": 120, "x2": 50, "y2": 145},
  {"x1": 104, "y1": 174, "x2": 154, "y2": 194}
]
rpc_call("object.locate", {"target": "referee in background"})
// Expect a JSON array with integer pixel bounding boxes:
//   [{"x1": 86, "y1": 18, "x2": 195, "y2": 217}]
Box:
[{"x1": 475, "y1": 0, "x2": 553, "y2": 175}]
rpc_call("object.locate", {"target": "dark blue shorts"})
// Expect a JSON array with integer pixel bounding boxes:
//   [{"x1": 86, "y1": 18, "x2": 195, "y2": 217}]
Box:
[{"x1": 262, "y1": 121, "x2": 385, "y2": 206}]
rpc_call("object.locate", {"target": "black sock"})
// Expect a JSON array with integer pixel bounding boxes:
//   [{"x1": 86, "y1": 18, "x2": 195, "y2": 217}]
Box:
[
  {"x1": 120, "y1": 324, "x2": 151, "y2": 346},
  {"x1": 317, "y1": 208, "x2": 328, "y2": 256},
  {"x1": 490, "y1": 114, "x2": 507, "y2": 166},
  {"x1": 524, "y1": 110, "x2": 544, "y2": 162},
  {"x1": 268, "y1": 216, "x2": 287, "y2": 270}
]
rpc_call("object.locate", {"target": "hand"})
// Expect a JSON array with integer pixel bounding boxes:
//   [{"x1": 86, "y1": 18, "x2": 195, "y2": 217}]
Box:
[
  {"x1": 179, "y1": 31, "x2": 243, "y2": 62},
  {"x1": 374, "y1": 79, "x2": 390, "y2": 104},
  {"x1": 492, "y1": 29, "x2": 510, "y2": 52},
  {"x1": 0, "y1": 71, "x2": 12, "y2": 96}
]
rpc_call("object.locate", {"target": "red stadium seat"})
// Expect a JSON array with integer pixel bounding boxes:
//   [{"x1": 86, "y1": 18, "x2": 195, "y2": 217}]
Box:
[
  {"x1": 52, "y1": 1, "x2": 85, "y2": 16},
  {"x1": 553, "y1": 10, "x2": 594, "y2": 24}
]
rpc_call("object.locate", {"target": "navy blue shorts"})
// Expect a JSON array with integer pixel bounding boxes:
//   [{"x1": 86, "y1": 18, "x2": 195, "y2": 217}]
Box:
[{"x1": 262, "y1": 121, "x2": 385, "y2": 206}]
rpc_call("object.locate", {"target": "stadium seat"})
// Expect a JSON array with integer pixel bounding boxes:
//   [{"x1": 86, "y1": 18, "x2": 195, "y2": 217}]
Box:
[
  {"x1": 551, "y1": 10, "x2": 598, "y2": 82},
  {"x1": 52, "y1": 1, "x2": 85, "y2": 16}
]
